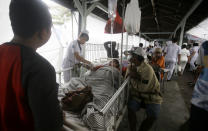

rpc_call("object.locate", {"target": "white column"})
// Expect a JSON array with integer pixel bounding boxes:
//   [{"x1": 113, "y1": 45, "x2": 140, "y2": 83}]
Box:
[
  {"x1": 81, "y1": 1, "x2": 87, "y2": 31},
  {"x1": 179, "y1": 20, "x2": 186, "y2": 46},
  {"x1": 125, "y1": 33, "x2": 129, "y2": 50},
  {"x1": 139, "y1": 33, "x2": 141, "y2": 43}
]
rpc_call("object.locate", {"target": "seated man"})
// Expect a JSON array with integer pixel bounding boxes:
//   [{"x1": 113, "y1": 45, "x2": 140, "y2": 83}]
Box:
[
  {"x1": 151, "y1": 48, "x2": 165, "y2": 80},
  {"x1": 125, "y1": 48, "x2": 162, "y2": 131}
]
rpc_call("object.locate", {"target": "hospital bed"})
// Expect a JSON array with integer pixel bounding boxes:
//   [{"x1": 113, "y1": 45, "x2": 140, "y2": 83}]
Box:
[{"x1": 57, "y1": 63, "x2": 130, "y2": 131}]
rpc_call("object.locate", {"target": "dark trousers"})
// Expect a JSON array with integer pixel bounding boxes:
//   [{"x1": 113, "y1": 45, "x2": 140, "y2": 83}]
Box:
[
  {"x1": 190, "y1": 104, "x2": 208, "y2": 131},
  {"x1": 128, "y1": 100, "x2": 160, "y2": 131}
]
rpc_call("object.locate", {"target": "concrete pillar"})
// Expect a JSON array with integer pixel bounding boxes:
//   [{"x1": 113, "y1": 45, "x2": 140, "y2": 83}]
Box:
[{"x1": 179, "y1": 20, "x2": 186, "y2": 46}]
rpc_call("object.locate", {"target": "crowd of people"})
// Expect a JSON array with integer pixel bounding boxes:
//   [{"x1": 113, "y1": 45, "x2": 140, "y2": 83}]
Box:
[{"x1": 124, "y1": 38, "x2": 207, "y2": 131}]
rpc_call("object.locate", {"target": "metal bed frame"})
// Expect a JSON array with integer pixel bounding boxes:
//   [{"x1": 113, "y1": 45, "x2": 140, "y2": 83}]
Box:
[{"x1": 56, "y1": 66, "x2": 130, "y2": 131}]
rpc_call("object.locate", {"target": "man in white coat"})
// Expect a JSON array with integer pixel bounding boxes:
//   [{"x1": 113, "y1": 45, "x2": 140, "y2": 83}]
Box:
[
  {"x1": 189, "y1": 42, "x2": 200, "y2": 71},
  {"x1": 62, "y1": 31, "x2": 92, "y2": 83},
  {"x1": 164, "y1": 37, "x2": 181, "y2": 81},
  {"x1": 180, "y1": 43, "x2": 190, "y2": 75}
]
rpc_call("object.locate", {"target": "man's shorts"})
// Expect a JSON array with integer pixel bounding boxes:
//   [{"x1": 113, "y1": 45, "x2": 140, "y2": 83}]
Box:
[{"x1": 128, "y1": 99, "x2": 161, "y2": 118}]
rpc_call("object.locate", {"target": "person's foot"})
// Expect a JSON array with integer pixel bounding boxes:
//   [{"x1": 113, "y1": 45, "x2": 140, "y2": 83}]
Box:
[
  {"x1": 188, "y1": 83, "x2": 195, "y2": 87},
  {"x1": 167, "y1": 80, "x2": 171, "y2": 82},
  {"x1": 187, "y1": 82, "x2": 193, "y2": 85},
  {"x1": 178, "y1": 72, "x2": 182, "y2": 76}
]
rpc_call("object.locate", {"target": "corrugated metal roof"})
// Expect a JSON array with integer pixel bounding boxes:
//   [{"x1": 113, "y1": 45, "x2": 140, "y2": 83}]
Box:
[{"x1": 52, "y1": 0, "x2": 208, "y2": 40}]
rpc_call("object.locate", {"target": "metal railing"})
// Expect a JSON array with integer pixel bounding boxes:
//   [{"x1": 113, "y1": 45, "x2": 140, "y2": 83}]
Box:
[
  {"x1": 99, "y1": 77, "x2": 130, "y2": 131},
  {"x1": 56, "y1": 67, "x2": 73, "y2": 85},
  {"x1": 56, "y1": 65, "x2": 130, "y2": 130},
  {"x1": 101, "y1": 77, "x2": 129, "y2": 114},
  {"x1": 85, "y1": 43, "x2": 132, "y2": 62}
]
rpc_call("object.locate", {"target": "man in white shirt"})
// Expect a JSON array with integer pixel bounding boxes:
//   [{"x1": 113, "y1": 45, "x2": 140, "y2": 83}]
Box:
[
  {"x1": 62, "y1": 31, "x2": 92, "y2": 83},
  {"x1": 164, "y1": 37, "x2": 181, "y2": 81},
  {"x1": 180, "y1": 43, "x2": 190, "y2": 75},
  {"x1": 189, "y1": 42, "x2": 200, "y2": 71}
]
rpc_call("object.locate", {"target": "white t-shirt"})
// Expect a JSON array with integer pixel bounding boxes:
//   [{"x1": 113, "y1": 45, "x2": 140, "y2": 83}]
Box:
[
  {"x1": 190, "y1": 46, "x2": 199, "y2": 63},
  {"x1": 165, "y1": 43, "x2": 181, "y2": 63},
  {"x1": 180, "y1": 48, "x2": 190, "y2": 62},
  {"x1": 62, "y1": 40, "x2": 83, "y2": 68}
]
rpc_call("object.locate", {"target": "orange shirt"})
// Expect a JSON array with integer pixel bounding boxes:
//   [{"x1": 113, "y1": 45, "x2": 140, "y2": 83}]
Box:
[
  {"x1": 152, "y1": 56, "x2": 165, "y2": 69},
  {"x1": 152, "y1": 56, "x2": 165, "y2": 79}
]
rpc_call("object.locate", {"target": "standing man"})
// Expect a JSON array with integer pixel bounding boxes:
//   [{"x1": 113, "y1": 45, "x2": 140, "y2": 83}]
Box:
[
  {"x1": 139, "y1": 43, "x2": 143, "y2": 48},
  {"x1": 180, "y1": 43, "x2": 190, "y2": 75},
  {"x1": 189, "y1": 42, "x2": 199, "y2": 71},
  {"x1": 0, "y1": 0, "x2": 63, "y2": 131},
  {"x1": 62, "y1": 31, "x2": 92, "y2": 83},
  {"x1": 126, "y1": 48, "x2": 162, "y2": 131},
  {"x1": 104, "y1": 41, "x2": 119, "y2": 58},
  {"x1": 164, "y1": 37, "x2": 181, "y2": 81}
]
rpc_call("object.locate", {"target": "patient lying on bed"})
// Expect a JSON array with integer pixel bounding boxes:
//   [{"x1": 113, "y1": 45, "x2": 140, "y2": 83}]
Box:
[{"x1": 60, "y1": 60, "x2": 122, "y2": 130}]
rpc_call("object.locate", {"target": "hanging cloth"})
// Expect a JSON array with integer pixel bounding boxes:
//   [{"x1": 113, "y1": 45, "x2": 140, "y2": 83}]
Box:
[
  {"x1": 104, "y1": 11, "x2": 126, "y2": 34},
  {"x1": 124, "y1": 0, "x2": 141, "y2": 34}
]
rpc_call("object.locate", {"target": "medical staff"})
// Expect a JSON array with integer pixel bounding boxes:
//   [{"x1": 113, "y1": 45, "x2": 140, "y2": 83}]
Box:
[
  {"x1": 180, "y1": 43, "x2": 190, "y2": 75},
  {"x1": 62, "y1": 31, "x2": 92, "y2": 83},
  {"x1": 189, "y1": 42, "x2": 199, "y2": 71},
  {"x1": 164, "y1": 37, "x2": 181, "y2": 81}
]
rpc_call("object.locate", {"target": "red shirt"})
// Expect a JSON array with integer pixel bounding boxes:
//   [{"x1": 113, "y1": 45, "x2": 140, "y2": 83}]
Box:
[
  {"x1": 0, "y1": 44, "x2": 34, "y2": 131},
  {"x1": 0, "y1": 43, "x2": 63, "y2": 131}
]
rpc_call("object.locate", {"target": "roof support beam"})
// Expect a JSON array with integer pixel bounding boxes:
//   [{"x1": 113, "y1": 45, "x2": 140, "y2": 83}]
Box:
[
  {"x1": 86, "y1": 2, "x2": 99, "y2": 15},
  {"x1": 73, "y1": 0, "x2": 83, "y2": 16},
  {"x1": 179, "y1": 20, "x2": 186, "y2": 46},
  {"x1": 85, "y1": 0, "x2": 101, "y2": 4},
  {"x1": 142, "y1": 32, "x2": 173, "y2": 35},
  {"x1": 140, "y1": 33, "x2": 151, "y2": 41},
  {"x1": 172, "y1": 0, "x2": 203, "y2": 37},
  {"x1": 74, "y1": 0, "x2": 108, "y2": 31},
  {"x1": 96, "y1": 2, "x2": 108, "y2": 13},
  {"x1": 160, "y1": 20, "x2": 175, "y2": 26},
  {"x1": 151, "y1": 0, "x2": 159, "y2": 31},
  {"x1": 86, "y1": 2, "x2": 108, "y2": 15},
  {"x1": 154, "y1": 39, "x2": 171, "y2": 41},
  {"x1": 157, "y1": 3, "x2": 176, "y2": 11}
]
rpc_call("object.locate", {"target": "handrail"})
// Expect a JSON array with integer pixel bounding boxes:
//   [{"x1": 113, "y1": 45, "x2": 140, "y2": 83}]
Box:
[
  {"x1": 56, "y1": 67, "x2": 73, "y2": 74},
  {"x1": 100, "y1": 77, "x2": 130, "y2": 114}
]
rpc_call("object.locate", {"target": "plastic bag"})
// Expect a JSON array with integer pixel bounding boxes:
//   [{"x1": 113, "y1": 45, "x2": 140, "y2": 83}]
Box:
[
  {"x1": 108, "y1": 0, "x2": 117, "y2": 19},
  {"x1": 124, "y1": 0, "x2": 141, "y2": 34},
  {"x1": 105, "y1": 11, "x2": 125, "y2": 34}
]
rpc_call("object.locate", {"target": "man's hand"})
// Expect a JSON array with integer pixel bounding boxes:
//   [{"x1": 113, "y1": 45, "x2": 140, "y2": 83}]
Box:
[
  {"x1": 82, "y1": 62, "x2": 93, "y2": 70},
  {"x1": 129, "y1": 66, "x2": 141, "y2": 80}
]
